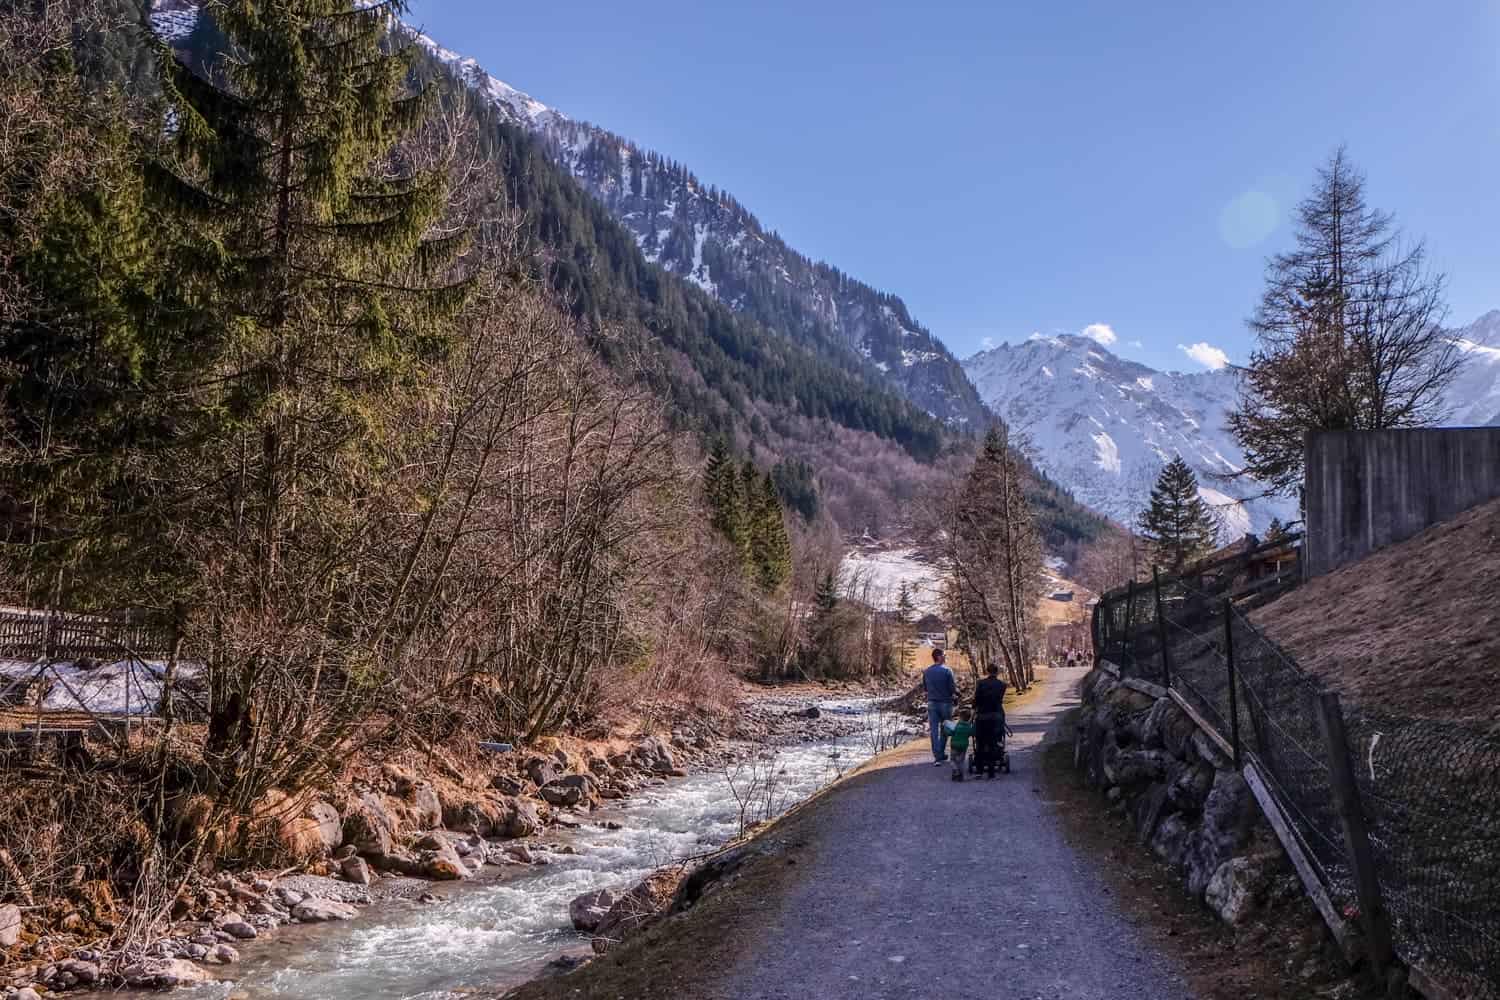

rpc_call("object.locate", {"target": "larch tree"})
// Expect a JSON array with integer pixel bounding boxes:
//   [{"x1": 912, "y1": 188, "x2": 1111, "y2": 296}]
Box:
[
  {"x1": 1228, "y1": 147, "x2": 1460, "y2": 499},
  {"x1": 1138, "y1": 457, "x2": 1219, "y2": 573}
]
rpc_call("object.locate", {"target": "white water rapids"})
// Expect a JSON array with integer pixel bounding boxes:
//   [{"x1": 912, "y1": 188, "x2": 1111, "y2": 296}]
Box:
[{"x1": 174, "y1": 700, "x2": 893, "y2": 999}]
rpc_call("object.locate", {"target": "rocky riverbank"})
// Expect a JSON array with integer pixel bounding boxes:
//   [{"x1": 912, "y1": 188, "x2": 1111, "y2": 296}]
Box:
[{"x1": 0, "y1": 686, "x2": 906, "y2": 998}]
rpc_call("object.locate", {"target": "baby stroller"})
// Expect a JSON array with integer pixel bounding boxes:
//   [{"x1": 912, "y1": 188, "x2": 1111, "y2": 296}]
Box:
[{"x1": 968, "y1": 720, "x2": 1012, "y2": 776}]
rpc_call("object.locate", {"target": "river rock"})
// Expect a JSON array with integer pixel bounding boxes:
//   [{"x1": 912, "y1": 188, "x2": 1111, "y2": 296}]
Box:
[
  {"x1": 305, "y1": 801, "x2": 341, "y2": 852},
  {"x1": 540, "y1": 774, "x2": 597, "y2": 808},
  {"x1": 632, "y1": 737, "x2": 675, "y2": 775},
  {"x1": 507, "y1": 798, "x2": 542, "y2": 838},
  {"x1": 123, "y1": 958, "x2": 214, "y2": 988},
  {"x1": 343, "y1": 792, "x2": 396, "y2": 857},
  {"x1": 405, "y1": 781, "x2": 443, "y2": 830},
  {"x1": 0, "y1": 903, "x2": 20, "y2": 948},
  {"x1": 489, "y1": 774, "x2": 531, "y2": 797},
  {"x1": 421, "y1": 843, "x2": 469, "y2": 881},
  {"x1": 53, "y1": 959, "x2": 99, "y2": 984},
  {"x1": 341, "y1": 856, "x2": 373, "y2": 886},
  {"x1": 221, "y1": 920, "x2": 258, "y2": 940},
  {"x1": 413, "y1": 832, "x2": 446, "y2": 851},
  {"x1": 503, "y1": 843, "x2": 535, "y2": 864},
  {"x1": 207, "y1": 943, "x2": 240, "y2": 964},
  {"x1": 595, "y1": 876, "x2": 672, "y2": 937},
  {"x1": 524, "y1": 755, "x2": 560, "y2": 788},
  {"x1": 292, "y1": 897, "x2": 359, "y2": 922},
  {"x1": 13, "y1": 989, "x2": 40, "y2": 1000},
  {"x1": 569, "y1": 888, "x2": 618, "y2": 932}
]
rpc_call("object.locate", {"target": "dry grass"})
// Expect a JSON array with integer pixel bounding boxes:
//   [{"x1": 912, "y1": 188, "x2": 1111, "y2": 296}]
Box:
[{"x1": 1252, "y1": 496, "x2": 1500, "y2": 724}]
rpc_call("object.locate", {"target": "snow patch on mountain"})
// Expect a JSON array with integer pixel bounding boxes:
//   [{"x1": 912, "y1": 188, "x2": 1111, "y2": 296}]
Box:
[{"x1": 963, "y1": 334, "x2": 1294, "y2": 540}]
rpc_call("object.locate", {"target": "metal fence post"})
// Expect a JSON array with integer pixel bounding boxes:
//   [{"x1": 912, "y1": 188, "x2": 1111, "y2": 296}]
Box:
[
  {"x1": 1153, "y1": 566, "x2": 1172, "y2": 689},
  {"x1": 1122, "y1": 580, "x2": 1137, "y2": 670},
  {"x1": 1316, "y1": 690, "x2": 1394, "y2": 975},
  {"x1": 1222, "y1": 598, "x2": 1241, "y2": 767}
]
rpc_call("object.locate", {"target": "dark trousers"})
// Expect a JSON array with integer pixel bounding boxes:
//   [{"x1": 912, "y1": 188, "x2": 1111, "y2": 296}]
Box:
[{"x1": 974, "y1": 714, "x2": 1004, "y2": 773}]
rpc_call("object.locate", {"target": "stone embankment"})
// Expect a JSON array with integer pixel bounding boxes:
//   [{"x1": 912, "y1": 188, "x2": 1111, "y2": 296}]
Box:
[
  {"x1": 1072, "y1": 668, "x2": 1303, "y2": 926},
  {"x1": 0, "y1": 693, "x2": 881, "y2": 998}
]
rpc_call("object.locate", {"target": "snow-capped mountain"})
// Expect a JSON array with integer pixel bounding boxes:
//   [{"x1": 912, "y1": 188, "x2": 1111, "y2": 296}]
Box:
[
  {"x1": 962, "y1": 335, "x2": 1288, "y2": 539},
  {"x1": 151, "y1": 0, "x2": 988, "y2": 425},
  {"x1": 964, "y1": 312, "x2": 1500, "y2": 539},
  {"x1": 1446, "y1": 310, "x2": 1500, "y2": 427},
  {"x1": 523, "y1": 116, "x2": 988, "y2": 425}
]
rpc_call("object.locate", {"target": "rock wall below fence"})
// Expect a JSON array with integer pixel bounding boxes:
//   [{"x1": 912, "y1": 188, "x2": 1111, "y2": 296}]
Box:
[{"x1": 1072, "y1": 667, "x2": 1302, "y2": 925}]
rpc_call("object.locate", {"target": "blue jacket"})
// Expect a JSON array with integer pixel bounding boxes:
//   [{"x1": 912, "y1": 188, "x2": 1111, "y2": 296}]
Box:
[{"x1": 922, "y1": 662, "x2": 957, "y2": 703}]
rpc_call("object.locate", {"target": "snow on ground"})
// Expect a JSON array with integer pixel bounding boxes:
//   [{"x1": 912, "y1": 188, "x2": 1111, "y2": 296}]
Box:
[
  {"x1": 0, "y1": 659, "x2": 201, "y2": 716},
  {"x1": 839, "y1": 546, "x2": 944, "y2": 613}
]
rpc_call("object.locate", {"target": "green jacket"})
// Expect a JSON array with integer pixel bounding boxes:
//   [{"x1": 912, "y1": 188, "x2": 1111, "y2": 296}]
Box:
[{"x1": 944, "y1": 720, "x2": 973, "y2": 750}]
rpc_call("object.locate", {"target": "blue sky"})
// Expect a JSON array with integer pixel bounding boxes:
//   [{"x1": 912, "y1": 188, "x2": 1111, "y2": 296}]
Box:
[{"x1": 406, "y1": 0, "x2": 1500, "y2": 373}]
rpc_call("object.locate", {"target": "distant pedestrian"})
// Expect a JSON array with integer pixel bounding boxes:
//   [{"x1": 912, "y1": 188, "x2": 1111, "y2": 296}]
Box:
[
  {"x1": 972, "y1": 663, "x2": 1008, "y2": 779},
  {"x1": 923, "y1": 648, "x2": 957, "y2": 765},
  {"x1": 943, "y1": 708, "x2": 974, "y2": 781}
]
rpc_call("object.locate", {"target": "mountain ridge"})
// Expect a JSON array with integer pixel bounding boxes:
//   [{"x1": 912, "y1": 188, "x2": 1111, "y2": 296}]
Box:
[{"x1": 963, "y1": 311, "x2": 1500, "y2": 538}]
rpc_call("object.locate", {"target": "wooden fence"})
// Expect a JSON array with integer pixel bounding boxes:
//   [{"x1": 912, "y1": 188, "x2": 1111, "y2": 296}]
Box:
[{"x1": 0, "y1": 609, "x2": 175, "y2": 662}]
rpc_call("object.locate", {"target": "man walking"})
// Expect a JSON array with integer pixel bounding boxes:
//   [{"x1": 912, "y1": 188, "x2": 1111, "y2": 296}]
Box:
[{"x1": 923, "y1": 648, "x2": 957, "y2": 765}]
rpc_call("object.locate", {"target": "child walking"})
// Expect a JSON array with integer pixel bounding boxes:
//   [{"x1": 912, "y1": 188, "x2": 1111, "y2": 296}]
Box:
[{"x1": 943, "y1": 709, "x2": 974, "y2": 782}]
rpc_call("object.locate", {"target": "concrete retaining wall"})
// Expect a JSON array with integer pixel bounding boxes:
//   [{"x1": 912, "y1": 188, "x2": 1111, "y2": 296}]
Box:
[{"x1": 1303, "y1": 428, "x2": 1500, "y2": 578}]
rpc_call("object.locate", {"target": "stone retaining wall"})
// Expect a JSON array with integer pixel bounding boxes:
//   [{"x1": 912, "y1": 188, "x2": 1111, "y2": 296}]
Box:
[{"x1": 1072, "y1": 667, "x2": 1301, "y2": 925}]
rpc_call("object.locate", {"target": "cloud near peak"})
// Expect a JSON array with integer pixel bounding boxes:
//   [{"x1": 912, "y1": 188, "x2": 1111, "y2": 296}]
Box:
[
  {"x1": 1081, "y1": 323, "x2": 1117, "y2": 346},
  {"x1": 1178, "y1": 342, "x2": 1230, "y2": 370}
]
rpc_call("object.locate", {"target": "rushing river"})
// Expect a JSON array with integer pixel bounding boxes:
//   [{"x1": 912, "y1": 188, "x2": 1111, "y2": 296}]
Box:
[{"x1": 175, "y1": 700, "x2": 889, "y2": 1000}]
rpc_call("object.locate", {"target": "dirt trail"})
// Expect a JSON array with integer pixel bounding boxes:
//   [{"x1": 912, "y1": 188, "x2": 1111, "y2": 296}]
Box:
[{"x1": 702, "y1": 668, "x2": 1197, "y2": 1000}]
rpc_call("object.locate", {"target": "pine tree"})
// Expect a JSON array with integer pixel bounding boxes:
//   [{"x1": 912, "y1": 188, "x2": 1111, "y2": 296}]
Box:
[
  {"x1": 144, "y1": 0, "x2": 472, "y2": 776},
  {"x1": 894, "y1": 581, "x2": 915, "y2": 626},
  {"x1": 704, "y1": 438, "x2": 748, "y2": 555},
  {"x1": 0, "y1": 3, "x2": 193, "y2": 607},
  {"x1": 1138, "y1": 458, "x2": 1219, "y2": 572},
  {"x1": 748, "y1": 473, "x2": 791, "y2": 591},
  {"x1": 1265, "y1": 518, "x2": 1287, "y2": 542}
]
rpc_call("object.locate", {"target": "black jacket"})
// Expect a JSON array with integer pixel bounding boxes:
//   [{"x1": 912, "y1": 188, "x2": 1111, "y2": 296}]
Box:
[{"x1": 974, "y1": 676, "x2": 1007, "y2": 717}]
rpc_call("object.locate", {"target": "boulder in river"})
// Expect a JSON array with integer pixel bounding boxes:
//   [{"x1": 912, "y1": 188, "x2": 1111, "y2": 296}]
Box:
[
  {"x1": 291, "y1": 897, "x2": 359, "y2": 922},
  {"x1": 632, "y1": 736, "x2": 675, "y2": 775},
  {"x1": 123, "y1": 958, "x2": 214, "y2": 988},
  {"x1": 539, "y1": 774, "x2": 597, "y2": 808},
  {"x1": 420, "y1": 843, "x2": 469, "y2": 881},
  {"x1": 340, "y1": 856, "x2": 373, "y2": 886},
  {"x1": 569, "y1": 888, "x2": 618, "y2": 932},
  {"x1": 207, "y1": 943, "x2": 240, "y2": 964},
  {"x1": 220, "y1": 920, "x2": 257, "y2": 940}
]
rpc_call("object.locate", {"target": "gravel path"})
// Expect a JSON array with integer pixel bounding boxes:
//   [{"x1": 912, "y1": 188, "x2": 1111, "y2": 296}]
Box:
[{"x1": 706, "y1": 670, "x2": 1198, "y2": 1000}]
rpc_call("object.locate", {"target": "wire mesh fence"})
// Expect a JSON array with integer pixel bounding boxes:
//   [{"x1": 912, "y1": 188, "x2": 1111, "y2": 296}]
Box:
[{"x1": 1091, "y1": 562, "x2": 1500, "y2": 998}]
